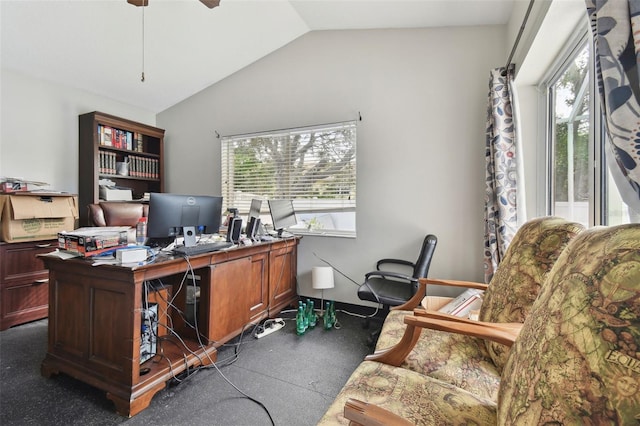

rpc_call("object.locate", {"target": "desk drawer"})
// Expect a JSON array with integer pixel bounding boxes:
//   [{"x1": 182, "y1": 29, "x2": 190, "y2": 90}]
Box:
[
  {"x1": 0, "y1": 240, "x2": 54, "y2": 330},
  {"x1": 0, "y1": 275, "x2": 49, "y2": 330},
  {"x1": 1, "y1": 241, "x2": 55, "y2": 283}
]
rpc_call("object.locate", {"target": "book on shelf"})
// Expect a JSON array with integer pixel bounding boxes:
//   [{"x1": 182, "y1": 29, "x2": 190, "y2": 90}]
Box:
[
  {"x1": 128, "y1": 155, "x2": 158, "y2": 179},
  {"x1": 98, "y1": 125, "x2": 135, "y2": 151},
  {"x1": 99, "y1": 125, "x2": 113, "y2": 146},
  {"x1": 135, "y1": 133, "x2": 144, "y2": 152},
  {"x1": 99, "y1": 151, "x2": 117, "y2": 175}
]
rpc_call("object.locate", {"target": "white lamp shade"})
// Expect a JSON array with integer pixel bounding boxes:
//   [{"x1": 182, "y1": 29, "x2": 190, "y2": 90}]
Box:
[{"x1": 312, "y1": 266, "x2": 335, "y2": 290}]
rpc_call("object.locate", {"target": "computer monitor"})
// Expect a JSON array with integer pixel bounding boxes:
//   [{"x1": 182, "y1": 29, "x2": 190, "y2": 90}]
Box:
[
  {"x1": 248, "y1": 199, "x2": 262, "y2": 220},
  {"x1": 245, "y1": 199, "x2": 263, "y2": 240},
  {"x1": 147, "y1": 193, "x2": 223, "y2": 247},
  {"x1": 268, "y1": 199, "x2": 297, "y2": 237}
]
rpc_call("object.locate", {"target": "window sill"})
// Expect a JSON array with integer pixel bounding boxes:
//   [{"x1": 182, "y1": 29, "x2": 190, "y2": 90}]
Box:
[{"x1": 289, "y1": 229, "x2": 356, "y2": 239}]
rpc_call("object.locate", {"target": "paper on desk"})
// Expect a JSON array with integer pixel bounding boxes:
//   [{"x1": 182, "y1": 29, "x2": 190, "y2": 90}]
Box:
[
  {"x1": 91, "y1": 257, "x2": 119, "y2": 266},
  {"x1": 91, "y1": 257, "x2": 153, "y2": 267},
  {"x1": 42, "y1": 249, "x2": 82, "y2": 259}
]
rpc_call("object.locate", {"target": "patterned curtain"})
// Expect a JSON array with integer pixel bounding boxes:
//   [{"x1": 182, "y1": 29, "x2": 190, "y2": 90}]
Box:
[
  {"x1": 483, "y1": 66, "x2": 524, "y2": 283},
  {"x1": 586, "y1": 0, "x2": 640, "y2": 216}
]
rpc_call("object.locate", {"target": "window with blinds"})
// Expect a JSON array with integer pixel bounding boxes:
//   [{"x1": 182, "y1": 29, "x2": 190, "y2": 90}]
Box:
[{"x1": 221, "y1": 121, "x2": 357, "y2": 237}]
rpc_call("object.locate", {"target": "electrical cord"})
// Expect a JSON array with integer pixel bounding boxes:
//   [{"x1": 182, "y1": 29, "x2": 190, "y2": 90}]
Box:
[
  {"x1": 157, "y1": 250, "x2": 275, "y2": 425},
  {"x1": 139, "y1": 235, "x2": 300, "y2": 425},
  {"x1": 311, "y1": 251, "x2": 381, "y2": 319}
]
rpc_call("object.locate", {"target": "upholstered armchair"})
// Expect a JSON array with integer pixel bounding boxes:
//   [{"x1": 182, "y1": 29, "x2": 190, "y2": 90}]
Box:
[
  {"x1": 319, "y1": 223, "x2": 640, "y2": 425},
  {"x1": 87, "y1": 202, "x2": 148, "y2": 227},
  {"x1": 87, "y1": 202, "x2": 149, "y2": 242},
  {"x1": 370, "y1": 216, "x2": 585, "y2": 400}
]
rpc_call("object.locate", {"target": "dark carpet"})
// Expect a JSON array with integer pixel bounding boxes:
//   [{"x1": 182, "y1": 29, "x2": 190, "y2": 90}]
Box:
[{"x1": 0, "y1": 307, "x2": 374, "y2": 426}]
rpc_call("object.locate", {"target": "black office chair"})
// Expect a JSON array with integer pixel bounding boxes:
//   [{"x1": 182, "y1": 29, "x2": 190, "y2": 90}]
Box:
[{"x1": 357, "y1": 234, "x2": 438, "y2": 345}]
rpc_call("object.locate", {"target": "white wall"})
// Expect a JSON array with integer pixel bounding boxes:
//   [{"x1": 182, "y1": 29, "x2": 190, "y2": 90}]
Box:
[
  {"x1": 0, "y1": 69, "x2": 156, "y2": 193},
  {"x1": 157, "y1": 27, "x2": 506, "y2": 305}
]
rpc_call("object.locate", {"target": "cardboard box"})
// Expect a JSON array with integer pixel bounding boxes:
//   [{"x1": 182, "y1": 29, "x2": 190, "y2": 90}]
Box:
[
  {"x1": 58, "y1": 226, "x2": 129, "y2": 257},
  {"x1": 421, "y1": 296, "x2": 453, "y2": 311},
  {"x1": 0, "y1": 181, "x2": 28, "y2": 193},
  {"x1": 0, "y1": 193, "x2": 78, "y2": 243}
]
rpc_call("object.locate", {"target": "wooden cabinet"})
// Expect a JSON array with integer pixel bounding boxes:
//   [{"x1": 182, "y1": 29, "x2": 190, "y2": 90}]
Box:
[
  {"x1": 41, "y1": 238, "x2": 299, "y2": 417},
  {"x1": 78, "y1": 111, "x2": 165, "y2": 226},
  {"x1": 0, "y1": 240, "x2": 56, "y2": 330},
  {"x1": 269, "y1": 238, "x2": 298, "y2": 314}
]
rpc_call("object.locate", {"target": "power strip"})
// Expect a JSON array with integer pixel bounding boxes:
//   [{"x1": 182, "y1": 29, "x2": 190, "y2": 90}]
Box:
[{"x1": 255, "y1": 318, "x2": 285, "y2": 339}]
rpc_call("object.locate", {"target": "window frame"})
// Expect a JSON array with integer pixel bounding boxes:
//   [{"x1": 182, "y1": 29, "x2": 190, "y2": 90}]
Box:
[
  {"x1": 539, "y1": 22, "x2": 636, "y2": 227},
  {"x1": 220, "y1": 121, "x2": 357, "y2": 238},
  {"x1": 539, "y1": 25, "x2": 598, "y2": 226}
]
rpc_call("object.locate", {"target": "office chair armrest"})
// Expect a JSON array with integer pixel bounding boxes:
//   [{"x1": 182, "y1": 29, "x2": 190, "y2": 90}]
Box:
[
  {"x1": 418, "y1": 277, "x2": 488, "y2": 291},
  {"x1": 344, "y1": 398, "x2": 413, "y2": 426},
  {"x1": 365, "y1": 270, "x2": 418, "y2": 283},
  {"x1": 391, "y1": 279, "x2": 428, "y2": 311},
  {"x1": 376, "y1": 258, "x2": 415, "y2": 270},
  {"x1": 365, "y1": 312, "x2": 521, "y2": 366}
]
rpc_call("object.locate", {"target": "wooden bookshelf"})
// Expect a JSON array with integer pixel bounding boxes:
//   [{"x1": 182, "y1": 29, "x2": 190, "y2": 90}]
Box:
[{"x1": 78, "y1": 111, "x2": 165, "y2": 225}]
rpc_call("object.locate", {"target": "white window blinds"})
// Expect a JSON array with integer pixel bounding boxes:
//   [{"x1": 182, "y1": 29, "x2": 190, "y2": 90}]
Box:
[{"x1": 221, "y1": 121, "x2": 357, "y2": 237}]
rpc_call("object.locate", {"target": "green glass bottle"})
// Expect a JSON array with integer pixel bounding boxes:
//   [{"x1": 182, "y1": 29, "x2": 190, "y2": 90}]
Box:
[
  {"x1": 296, "y1": 305, "x2": 305, "y2": 335},
  {"x1": 308, "y1": 300, "x2": 316, "y2": 328},
  {"x1": 329, "y1": 300, "x2": 336, "y2": 327},
  {"x1": 324, "y1": 301, "x2": 333, "y2": 330},
  {"x1": 302, "y1": 301, "x2": 309, "y2": 330}
]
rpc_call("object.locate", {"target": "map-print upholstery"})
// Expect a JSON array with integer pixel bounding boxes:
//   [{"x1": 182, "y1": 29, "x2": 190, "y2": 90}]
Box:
[
  {"x1": 317, "y1": 360, "x2": 497, "y2": 425},
  {"x1": 498, "y1": 224, "x2": 640, "y2": 424},
  {"x1": 479, "y1": 216, "x2": 584, "y2": 370},
  {"x1": 376, "y1": 309, "x2": 501, "y2": 400},
  {"x1": 373, "y1": 217, "x2": 584, "y2": 401},
  {"x1": 319, "y1": 224, "x2": 639, "y2": 425}
]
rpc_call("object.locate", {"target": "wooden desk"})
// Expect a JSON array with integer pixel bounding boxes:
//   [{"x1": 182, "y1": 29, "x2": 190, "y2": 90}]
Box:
[{"x1": 40, "y1": 237, "x2": 299, "y2": 417}]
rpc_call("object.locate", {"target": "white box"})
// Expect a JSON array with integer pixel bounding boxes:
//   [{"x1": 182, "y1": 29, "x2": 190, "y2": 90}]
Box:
[
  {"x1": 116, "y1": 247, "x2": 148, "y2": 263},
  {"x1": 99, "y1": 187, "x2": 132, "y2": 201}
]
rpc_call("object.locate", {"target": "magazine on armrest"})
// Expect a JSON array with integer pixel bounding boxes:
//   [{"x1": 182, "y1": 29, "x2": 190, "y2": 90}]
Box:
[{"x1": 437, "y1": 288, "x2": 484, "y2": 318}]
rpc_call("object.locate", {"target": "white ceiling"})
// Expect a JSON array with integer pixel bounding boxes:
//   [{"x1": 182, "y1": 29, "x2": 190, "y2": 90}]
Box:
[{"x1": 1, "y1": 0, "x2": 515, "y2": 113}]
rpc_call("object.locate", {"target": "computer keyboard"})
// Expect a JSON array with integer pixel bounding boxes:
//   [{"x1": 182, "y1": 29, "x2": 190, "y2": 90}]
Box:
[{"x1": 172, "y1": 241, "x2": 233, "y2": 256}]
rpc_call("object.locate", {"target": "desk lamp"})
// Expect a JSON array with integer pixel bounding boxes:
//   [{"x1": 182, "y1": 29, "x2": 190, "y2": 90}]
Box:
[{"x1": 312, "y1": 266, "x2": 334, "y2": 317}]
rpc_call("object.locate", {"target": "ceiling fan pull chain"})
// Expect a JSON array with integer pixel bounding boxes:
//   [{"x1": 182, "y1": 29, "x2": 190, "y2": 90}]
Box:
[{"x1": 141, "y1": 5, "x2": 145, "y2": 82}]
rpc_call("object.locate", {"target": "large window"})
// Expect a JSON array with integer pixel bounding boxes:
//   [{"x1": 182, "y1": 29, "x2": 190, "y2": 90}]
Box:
[
  {"x1": 548, "y1": 40, "x2": 591, "y2": 226},
  {"x1": 221, "y1": 121, "x2": 357, "y2": 237},
  {"x1": 544, "y1": 31, "x2": 636, "y2": 226}
]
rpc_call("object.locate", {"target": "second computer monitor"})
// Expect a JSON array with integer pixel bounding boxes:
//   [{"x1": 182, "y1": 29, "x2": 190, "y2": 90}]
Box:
[
  {"x1": 248, "y1": 199, "x2": 262, "y2": 220},
  {"x1": 268, "y1": 199, "x2": 297, "y2": 237}
]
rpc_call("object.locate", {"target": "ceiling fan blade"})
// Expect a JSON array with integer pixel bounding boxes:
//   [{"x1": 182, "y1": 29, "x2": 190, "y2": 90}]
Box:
[
  {"x1": 200, "y1": 0, "x2": 220, "y2": 8},
  {"x1": 127, "y1": 0, "x2": 219, "y2": 8}
]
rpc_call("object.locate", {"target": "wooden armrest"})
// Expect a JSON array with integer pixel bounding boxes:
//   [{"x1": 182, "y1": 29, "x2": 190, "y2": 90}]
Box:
[
  {"x1": 365, "y1": 319, "x2": 423, "y2": 366},
  {"x1": 404, "y1": 315, "x2": 521, "y2": 347},
  {"x1": 366, "y1": 311, "x2": 521, "y2": 366},
  {"x1": 397, "y1": 277, "x2": 488, "y2": 313},
  {"x1": 411, "y1": 309, "x2": 517, "y2": 329},
  {"x1": 344, "y1": 398, "x2": 413, "y2": 426},
  {"x1": 418, "y1": 277, "x2": 488, "y2": 291},
  {"x1": 393, "y1": 278, "x2": 488, "y2": 313}
]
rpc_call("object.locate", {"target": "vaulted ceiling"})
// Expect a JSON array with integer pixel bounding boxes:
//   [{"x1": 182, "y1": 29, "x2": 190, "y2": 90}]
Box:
[{"x1": 1, "y1": 0, "x2": 515, "y2": 113}]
